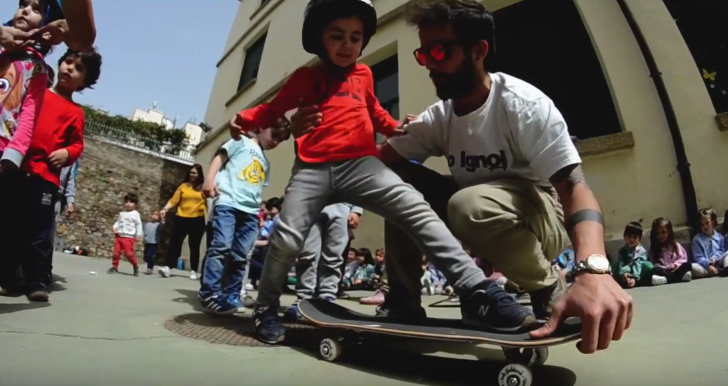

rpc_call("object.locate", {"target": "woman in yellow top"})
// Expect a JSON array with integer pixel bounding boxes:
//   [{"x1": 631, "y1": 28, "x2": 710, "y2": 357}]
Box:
[{"x1": 158, "y1": 164, "x2": 207, "y2": 279}]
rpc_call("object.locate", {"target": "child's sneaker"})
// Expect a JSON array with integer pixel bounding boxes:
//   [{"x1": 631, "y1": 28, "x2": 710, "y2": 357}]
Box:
[
  {"x1": 242, "y1": 295, "x2": 256, "y2": 309},
  {"x1": 681, "y1": 271, "x2": 692, "y2": 282},
  {"x1": 245, "y1": 283, "x2": 254, "y2": 291},
  {"x1": 652, "y1": 275, "x2": 668, "y2": 286},
  {"x1": 227, "y1": 294, "x2": 242, "y2": 310},
  {"x1": 283, "y1": 302, "x2": 302, "y2": 321},
  {"x1": 360, "y1": 289, "x2": 386, "y2": 305},
  {"x1": 107, "y1": 267, "x2": 118, "y2": 274},
  {"x1": 133, "y1": 265, "x2": 139, "y2": 277},
  {"x1": 460, "y1": 280, "x2": 538, "y2": 332},
  {"x1": 189, "y1": 271, "x2": 198, "y2": 280},
  {"x1": 158, "y1": 266, "x2": 170, "y2": 278},
  {"x1": 201, "y1": 296, "x2": 237, "y2": 316},
  {"x1": 145, "y1": 268, "x2": 153, "y2": 275},
  {"x1": 253, "y1": 305, "x2": 285, "y2": 344}
]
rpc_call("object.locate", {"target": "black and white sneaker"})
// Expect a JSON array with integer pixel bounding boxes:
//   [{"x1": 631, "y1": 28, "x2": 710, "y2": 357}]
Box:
[
  {"x1": 460, "y1": 280, "x2": 538, "y2": 332},
  {"x1": 201, "y1": 296, "x2": 237, "y2": 315}
]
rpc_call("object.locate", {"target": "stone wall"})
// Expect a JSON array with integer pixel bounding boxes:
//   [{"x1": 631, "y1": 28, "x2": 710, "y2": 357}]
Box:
[{"x1": 55, "y1": 137, "x2": 192, "y2": 261}]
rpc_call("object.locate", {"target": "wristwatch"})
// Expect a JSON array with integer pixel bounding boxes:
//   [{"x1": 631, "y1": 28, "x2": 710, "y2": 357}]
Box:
[{"x1": 569, "y1": 254, "x2": 611, "y2": 278}]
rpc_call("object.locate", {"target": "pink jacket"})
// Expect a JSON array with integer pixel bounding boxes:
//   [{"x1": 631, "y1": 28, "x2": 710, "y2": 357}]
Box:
[
  {"x1": 0, "y1": 48, "x2": 48, "y2": 167},
  {"x1": 653, "y1": 243, "x2": 688, "y2": 269}
]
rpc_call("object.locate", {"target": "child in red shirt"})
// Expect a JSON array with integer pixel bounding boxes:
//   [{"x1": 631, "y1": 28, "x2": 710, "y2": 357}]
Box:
[
  {"x1": 233, "y1": 0, "x2": 494, "y2": 345},
  {"x1": 8, "y1": 48, "x2": 102, "y2": 301}
]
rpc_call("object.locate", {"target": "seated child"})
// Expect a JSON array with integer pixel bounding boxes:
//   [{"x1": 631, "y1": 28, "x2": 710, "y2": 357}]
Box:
[
  {"x1": 421, "y1": 257, "x2": 447, "y2": 295},
  {"x1": 198, "y1": 123, "x2": 288, "y2": 315},
  {"x1": 614, "y1": 222, "x2": 652, "y2": 288},
  {"x1": 372, "y1": 248, "x2": 385, "y2": 287},
  {"x1": 691, "y1": 208, "x2": 728, "y2": 278},
  {"x1": 553, "y1": 247, "x2": 575, "y2": 282},
  {"x1": 341, "y1": 247, "x2": 360, "y2": 287},
  {"x1": 648, "y1": 217, "x2": 692, "y2": 285},
  {"x1": 343, "y1": 248, "x2": 374, "y2": 290}
]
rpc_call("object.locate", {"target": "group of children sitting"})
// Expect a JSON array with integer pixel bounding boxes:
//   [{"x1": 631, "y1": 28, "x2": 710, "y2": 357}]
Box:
[{"x1": 557, "y1": 208, "x2": 728, "y2": 289}]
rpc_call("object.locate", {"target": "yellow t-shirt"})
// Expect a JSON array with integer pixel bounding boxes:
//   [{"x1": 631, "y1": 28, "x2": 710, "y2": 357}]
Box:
[{"x1": 167, "y1": 183, "x2": 207, "y2": 218}]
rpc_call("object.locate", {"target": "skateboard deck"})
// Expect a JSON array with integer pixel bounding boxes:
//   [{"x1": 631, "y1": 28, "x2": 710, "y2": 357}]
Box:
[{"x1": 299, "y1": 298, "x2": 581, "y2": 349}]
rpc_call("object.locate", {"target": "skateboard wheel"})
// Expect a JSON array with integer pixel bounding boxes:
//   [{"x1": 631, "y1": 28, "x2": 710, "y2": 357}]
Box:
[
  {"x1": 319, "y1": 338, "x2": 342, "y2": 362},
  {"x1": 498, "y1": 363, "x2": 532, "y2": 386}
]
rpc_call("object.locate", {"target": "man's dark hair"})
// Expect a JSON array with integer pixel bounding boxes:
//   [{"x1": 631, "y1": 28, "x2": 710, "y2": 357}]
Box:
[
  {"x1": 623, "y1": 221, "x2": 643, "y2": 239},
  {"x1": 124, "y1": 193, "x2": 139, "y2": 205},
  {"x1": 58, "y1": 48, "x2": 103, "y2": 91},
  {"x1": 266, "y1": 197, "x2": 282, "y2": 211},
  {"x1": 405, "y1": 0, "x2": 495, "y2": 58}
]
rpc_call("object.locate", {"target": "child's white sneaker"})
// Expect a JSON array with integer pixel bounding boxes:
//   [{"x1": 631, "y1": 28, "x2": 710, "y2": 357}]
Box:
[
  {"x1": 651, "y1": 275, "x2": 667, "y2": 286},
  {"x1": 158, "y1": 266, "x2": 171, "y2": 278},
  {"x1": 681, "y1": 271, "x2": 692, "y2": 282},
  {"x1": 189, "y1": 271, "x2": 198, "y2": 280},
  {"x1": 245, "y1": 283, "x2": 254, "y2": 291}
]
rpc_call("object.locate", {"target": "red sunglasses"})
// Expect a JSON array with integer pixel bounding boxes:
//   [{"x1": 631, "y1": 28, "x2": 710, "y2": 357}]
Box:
[{"x1": 413, "y1": 40, "x2": 459, "y2": 66}]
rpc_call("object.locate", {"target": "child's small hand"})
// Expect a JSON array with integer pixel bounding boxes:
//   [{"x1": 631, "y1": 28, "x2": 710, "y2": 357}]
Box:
[
  {"x1": 626, "y1": 277, "x2": 636, "y2": 288},
  {"x1": 709, "y1": 258, "x2": 717, "y2": 266},
  {"x1": 229, "y1": 115, "x2": 245, "y2": 140},
  {"x1": 202, "y1": 178, "x2": 220, "y2": 198},
  {"x1": 0, "y1": 159, "x2": 18, "y2": 174},
  {"x1": 48, "y1": 149, "x2": 69, "y2": 169},
  {"x1": 709, "y1": 265, "x2": 719, "y2": 276},
  {"x1": 391, "y1": 114, "x2": 417, "y2": 137}
]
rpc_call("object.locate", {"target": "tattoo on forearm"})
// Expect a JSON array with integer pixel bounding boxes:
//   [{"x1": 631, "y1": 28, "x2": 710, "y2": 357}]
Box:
[
  {"x1": 566, "y1": 209, "x2": 605, "y2": 233},
  {"x1": 550, "y1": 164, "x2": 590, "y2": 191}
]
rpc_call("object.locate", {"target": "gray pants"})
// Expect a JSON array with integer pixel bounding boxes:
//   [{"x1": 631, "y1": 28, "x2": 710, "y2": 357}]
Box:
[
  {"x1": 256, "y1": 156, "x2": 486, "y2": 308},
  {"x1": 295, "y1": 203, "x2": 349, "y2": 300}
]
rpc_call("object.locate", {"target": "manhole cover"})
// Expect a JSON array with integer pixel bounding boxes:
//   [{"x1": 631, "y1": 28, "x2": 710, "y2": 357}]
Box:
[{"x1": 165, "y1": 312, "x2": 318, "y2": 347}]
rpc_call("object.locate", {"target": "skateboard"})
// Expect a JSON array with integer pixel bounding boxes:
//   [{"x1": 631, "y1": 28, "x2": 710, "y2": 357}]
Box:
[{"x1": 299, "y1": 298, "x2": 581, "y2": 386}]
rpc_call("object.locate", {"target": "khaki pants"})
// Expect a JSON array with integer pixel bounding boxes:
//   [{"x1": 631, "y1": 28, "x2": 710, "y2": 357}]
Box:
[{"x1": 384, "y1": 162, "x2": 567, "y2": 304}]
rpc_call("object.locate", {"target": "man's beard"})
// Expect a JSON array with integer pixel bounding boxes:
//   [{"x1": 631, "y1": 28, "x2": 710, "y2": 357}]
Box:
[{"x1": 430, "y1": 59, "x2": 478, "y2": 100}]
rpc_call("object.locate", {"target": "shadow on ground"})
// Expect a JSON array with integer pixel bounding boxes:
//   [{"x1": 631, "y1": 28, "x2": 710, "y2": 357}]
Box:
[{"x1": 165, "y1": 311, "x2": 577, "y2": 386}]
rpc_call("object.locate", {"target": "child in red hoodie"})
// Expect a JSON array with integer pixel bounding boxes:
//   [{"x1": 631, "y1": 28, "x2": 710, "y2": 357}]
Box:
[
  {"x1": 233, "y1": 0, "x2": 503, "y2": 345},
  {"x1": 7, "y1": 48, "x2": 102, "y2": 301}
]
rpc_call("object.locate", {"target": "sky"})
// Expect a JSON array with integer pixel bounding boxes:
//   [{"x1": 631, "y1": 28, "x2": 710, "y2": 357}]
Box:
[{"x1": 0, "y1": 0, "x2": 238, "y2": 127}]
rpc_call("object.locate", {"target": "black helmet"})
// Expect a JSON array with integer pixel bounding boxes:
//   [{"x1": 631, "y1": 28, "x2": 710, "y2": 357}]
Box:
[{"x1": 302, "y1": 0, "x2": 377, "y2": 59}]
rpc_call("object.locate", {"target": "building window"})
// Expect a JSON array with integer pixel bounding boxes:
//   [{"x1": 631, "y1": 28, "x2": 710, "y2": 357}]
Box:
[
  {"x1": 489, "y1": 0, "x2": 620, "y2": 140},
  {"x1": 663, "y1": 0, "x2": 728, "y2": 114},
  {"x1": 371, "y1": 55, "x2": 399, "y2": 143},
  {"x1": 238, "y1": 33, "x2": 267, "y2": 91}
]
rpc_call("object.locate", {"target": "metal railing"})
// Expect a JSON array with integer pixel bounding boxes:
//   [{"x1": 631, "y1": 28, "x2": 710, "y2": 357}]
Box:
[{"x1": 84, "y1": 120, "x2": 195, "y2": 164}]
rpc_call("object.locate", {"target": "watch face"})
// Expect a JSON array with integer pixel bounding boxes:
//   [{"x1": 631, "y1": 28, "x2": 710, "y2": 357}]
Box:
[{"x1": 587, "y1": 255, "x2": 610, "y2": 272}]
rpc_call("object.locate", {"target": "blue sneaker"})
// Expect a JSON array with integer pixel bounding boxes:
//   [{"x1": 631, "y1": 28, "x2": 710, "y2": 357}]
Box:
[
  {"x1": 253, "y1": 305, "x2": 285, "y2": 344},
  {"x1": 283, "y1": 302, "x2": 302, "y2": 321},
  {"x1": 227, "y1": 294, "x2": 242, "y2": 309},
  {"x1": 201, "y1": 296, "x2": 237, "y2": 316},
  {"x1": 460, "y1": 280, "x2": 538, "y2": 332}
]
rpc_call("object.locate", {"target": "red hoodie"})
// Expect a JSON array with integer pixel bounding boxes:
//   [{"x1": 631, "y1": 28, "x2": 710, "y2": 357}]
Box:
[
  {"x1": 22, "y1": 90, "x2": 85, "y2": 187},
  {"x1": 234, "y1": 63, "x2": 399, "y2": 163}
]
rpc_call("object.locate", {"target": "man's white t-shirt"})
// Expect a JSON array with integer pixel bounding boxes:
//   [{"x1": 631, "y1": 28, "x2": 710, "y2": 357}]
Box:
[{"x1": 387, "y1": 72, "x2": 582, "y2": 188}]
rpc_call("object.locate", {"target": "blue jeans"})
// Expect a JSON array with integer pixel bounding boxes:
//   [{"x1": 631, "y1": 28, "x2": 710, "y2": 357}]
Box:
[
  {"x1": 144, "y1": 244, "x2": 158, "y2": 270},
  {"x1": 199, "y1": 205, "x2": 259, "y2": 300}
]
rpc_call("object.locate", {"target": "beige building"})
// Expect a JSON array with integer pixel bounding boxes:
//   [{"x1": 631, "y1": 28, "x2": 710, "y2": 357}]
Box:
[{"x1": 197, "y1": 0, "x2": 728, "y2": 251}]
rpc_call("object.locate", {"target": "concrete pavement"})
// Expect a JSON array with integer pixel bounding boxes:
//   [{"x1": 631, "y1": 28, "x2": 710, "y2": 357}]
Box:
[{"x1": 0, "y1": 253, "x2": 722, "y2": 386}]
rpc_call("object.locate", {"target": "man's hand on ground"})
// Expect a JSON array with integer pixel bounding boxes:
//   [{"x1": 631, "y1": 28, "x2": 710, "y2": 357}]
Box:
[
  {"x1": 290, "y1": 99, "x2": 321, "y2": 138},
  {"x1": 530, "y1": 273, "x2": 632, "y2": 354}
]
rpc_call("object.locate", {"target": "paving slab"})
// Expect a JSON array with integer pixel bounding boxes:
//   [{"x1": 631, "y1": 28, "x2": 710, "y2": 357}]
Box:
[{"x1": 0, "y1": 253, "x2": 723, "y2": 386}]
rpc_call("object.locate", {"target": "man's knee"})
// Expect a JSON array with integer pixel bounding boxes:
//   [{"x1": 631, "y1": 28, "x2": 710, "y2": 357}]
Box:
[{"x1": 446, "y1": 186, "x2": 500, "y2": 237}]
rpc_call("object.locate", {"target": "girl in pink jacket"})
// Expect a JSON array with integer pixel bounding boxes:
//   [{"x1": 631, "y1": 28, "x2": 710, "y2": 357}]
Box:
[{"x1": 649, "y1": 217, "x2": 693, "y2": 285}]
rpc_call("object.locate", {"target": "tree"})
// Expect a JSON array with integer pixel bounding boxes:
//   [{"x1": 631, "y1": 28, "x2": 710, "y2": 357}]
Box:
[{"x1": 81, "y1": 105, "x2": 189, "y2": 155}]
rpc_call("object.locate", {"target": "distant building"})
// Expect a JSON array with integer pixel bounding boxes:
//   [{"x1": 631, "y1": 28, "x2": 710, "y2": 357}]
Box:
[
  {"x1": 131, "y1": 101, "x2": 174, "y2": 130},
  {"x1": 130, "y1": 102, "x2": 203, "y2": 151}
]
